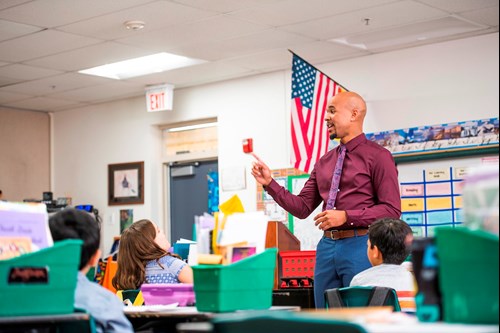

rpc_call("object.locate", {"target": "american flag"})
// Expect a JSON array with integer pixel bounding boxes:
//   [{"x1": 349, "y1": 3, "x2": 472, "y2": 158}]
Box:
[{"x1": 290, "y1": 53, "x2": 346, "y2": 173}]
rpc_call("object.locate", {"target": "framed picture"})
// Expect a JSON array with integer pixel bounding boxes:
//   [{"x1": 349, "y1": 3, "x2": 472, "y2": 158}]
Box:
[{"x1": 108, "y1": 161, "x2": 144, "y2": 206}]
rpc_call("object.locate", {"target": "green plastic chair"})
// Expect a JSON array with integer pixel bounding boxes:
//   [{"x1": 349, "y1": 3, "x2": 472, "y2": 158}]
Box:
[
  {"x1": 324, "y1": 286, "x2": 401, "y2": 311},
  {"x1": 116, "y1": 289, "x2": 144, "y2": 306},
  {"x1": 211, "y1": 311, "x2": 367, "y2": 333}
]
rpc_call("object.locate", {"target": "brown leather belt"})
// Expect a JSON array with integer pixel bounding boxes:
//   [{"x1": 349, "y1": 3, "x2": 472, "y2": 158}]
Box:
[{"x1": 324, "y1": 229, "x2": 368, "y2": 240}]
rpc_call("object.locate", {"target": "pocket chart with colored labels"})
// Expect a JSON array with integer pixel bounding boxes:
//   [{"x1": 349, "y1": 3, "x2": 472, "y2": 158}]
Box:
[{"x1": 400, "y1": 167, "x2": 466, "y2": 237}]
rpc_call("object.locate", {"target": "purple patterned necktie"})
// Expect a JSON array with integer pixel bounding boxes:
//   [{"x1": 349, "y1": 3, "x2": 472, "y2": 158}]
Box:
[{"x1": 326, "y1": 145, "x2": 346, "y2": 210}]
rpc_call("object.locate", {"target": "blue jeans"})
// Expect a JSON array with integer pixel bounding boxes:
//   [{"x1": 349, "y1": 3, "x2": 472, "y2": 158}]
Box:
[{"x1": 313, "y1": 234, "x2": 371, "y2": 308}]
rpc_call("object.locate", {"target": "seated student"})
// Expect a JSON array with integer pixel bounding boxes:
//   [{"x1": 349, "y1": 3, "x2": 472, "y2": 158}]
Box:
[
  {"x1": 350, "y1": 217, "x2": 416, "y2": 293},
  {"x1": 49, "y1": 208, "x2": 133, "y2": 333},
  {"x1": 112, "y1": 219, "x2": 193, "y2": 290}
]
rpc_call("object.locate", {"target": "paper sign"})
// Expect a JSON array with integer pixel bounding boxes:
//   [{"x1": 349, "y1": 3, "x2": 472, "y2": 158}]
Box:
[
  {"x1": 426, "y1": 197, "x2": 453, "y2": 210},
  {"x1": 425, "y1": 182, "x2": 452, "y2": 196},
  {"x1": 401, "y1": 184, "x2": 424, "y2": 197},
  {"x1": 0, "y1": 202, "x2": 53, "y2": 250},
  {"x1": 218, "y1": 211, "x2": 268, "y2": 254},
  {"x1": 426, "y1": 168, "x2": 451, "y2": 181},
  {"x1": 401, "y1": 198, "x2": 425, "y2": 212},
  {"x1": 454, "y1": 196, "x2": 463, "y2": 208},
  {"x1": 426, "y1": 210, "x2": 454, "y2": 225},
  {"x1": 454, "y1": 167, "x2": 468, "y2": 179},
  {"x1": 402, "y1": 213, "x2": 424, "y2": 225},
  {"x1": 453, "y1": 181, "x2": 464, "y2": 195}
]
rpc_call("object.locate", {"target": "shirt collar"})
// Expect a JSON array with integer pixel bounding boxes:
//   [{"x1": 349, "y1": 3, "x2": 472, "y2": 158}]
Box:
[{"x1": 344, "y1": 133, "x2": 366, "y2": 152}]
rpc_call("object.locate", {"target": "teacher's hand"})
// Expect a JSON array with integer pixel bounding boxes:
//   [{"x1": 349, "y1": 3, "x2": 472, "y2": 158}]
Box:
[{"x1": 314, "y1": 210, "x2": 347, "y2": 230}]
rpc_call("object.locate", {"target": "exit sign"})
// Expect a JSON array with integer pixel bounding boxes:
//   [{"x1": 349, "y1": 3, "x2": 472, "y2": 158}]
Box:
[{"x1": 145, "y1": 84, "x2": 174, "y2": 112}]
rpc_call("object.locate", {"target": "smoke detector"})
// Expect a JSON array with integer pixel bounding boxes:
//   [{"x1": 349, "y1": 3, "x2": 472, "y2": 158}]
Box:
[{"x1": 124, "y1": 20, "x2": 145, "y2": 31}]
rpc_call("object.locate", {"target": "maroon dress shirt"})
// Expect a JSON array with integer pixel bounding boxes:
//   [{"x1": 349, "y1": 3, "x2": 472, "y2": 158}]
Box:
[{"x1": 265, "y1": 133, "x2": 401, "y2": 229}]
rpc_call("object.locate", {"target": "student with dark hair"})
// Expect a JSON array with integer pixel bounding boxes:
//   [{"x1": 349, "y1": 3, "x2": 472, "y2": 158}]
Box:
[
  {"x1": 350, "y1": 218, "x2": 415, "y2": 293},
  {"x1": 49, "y1": 208, "x2": 133, "y2": 333},
  {"x1": 112, "y1": 219, "x2": 193, "y2": 291}
]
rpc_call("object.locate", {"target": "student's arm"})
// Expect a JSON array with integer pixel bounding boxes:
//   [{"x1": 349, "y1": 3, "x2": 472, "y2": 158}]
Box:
[{"x1": 178, "y1": 265, "x2": 193, "y2": 283}]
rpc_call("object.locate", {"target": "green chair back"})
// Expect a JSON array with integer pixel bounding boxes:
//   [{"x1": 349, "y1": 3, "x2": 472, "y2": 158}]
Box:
[
  {"x1": 324, "y1": 286, "x2": 401, "y2": 311},
  {"x1": 212, "y1": 311, "x2": 367, "y2": 333}
]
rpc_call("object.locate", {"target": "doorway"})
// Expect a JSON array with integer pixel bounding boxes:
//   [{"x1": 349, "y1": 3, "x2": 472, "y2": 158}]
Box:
[{"x1": 168, "y1": 160, "x2": 218, "y2": 243}]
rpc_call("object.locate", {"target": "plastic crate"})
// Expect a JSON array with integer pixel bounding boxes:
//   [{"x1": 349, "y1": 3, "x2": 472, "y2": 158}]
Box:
[
  {"x1": 0, "y1": 239, "x2": 82, "y2": 317},
  {"x1": 278, "y1": 250, "x2": 316, "y2": 279},
  {"x1": 192, "y1": 248, "x2": 277, "y2": 312},
  {"x1": 141, "y1": 283, "x2": 195, "y2": 306},
  {"x1": 435, "y1": 227, "x2": 499, "y2": 324}
]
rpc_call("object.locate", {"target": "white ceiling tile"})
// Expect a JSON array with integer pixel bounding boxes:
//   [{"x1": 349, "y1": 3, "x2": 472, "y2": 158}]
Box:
[
  {"x1": 0, "y1": 89, "x2": 30, "y2": 103},
  {"x1": 172, "y1": 29, "x2": 314, "y2": 61},
  {"x1": 223, "y1": 49, "x2": 293, "y2": 71},
  {"x1": 229, "y1": 0, "x2": 396, "y2": 27},
  {"x1": 117, "y1": 15, "x2": 269, "y2": 52},
  {"x1": 0, "y1": 0, "x2": 497, "y2": 112},
  {"x1": 0, "y1": 19, "x2": 42, "y2": 42},
  {"x1": 0, "y1": 0, "x2": 156, "y2": 28},
  {"x1": 170, "y1": 0, "x2": 287, "y2": 13},
  {"x1": 58, "y1": 1, "x2": 217, "y2": 40},
  {"x1": 0, "y1": 0, "x2": 31, "y2": 10},
  {"x1": 0, "y1": 72, "x2": 111, "y2": 95},
  {"x1": 0, "y1": 76, "x2": 21, "y2": 86},
  {"x1": 416, "y1": 0, "x2": 499, "y2": 13},
  {"x1": 0, "y1": 64, "x2": 62, "y2": 80},
  {"x1": 129, "y1": 61, "x2": 257, "y2": 87},
  {"x1": 283, "y1": 0, "x2": 449, "y2": 40},
  {"x1": 25, "y1": 42, "x2": 152, "y2": 72},
  {"x1": 332, "y1": 16, "x2": 488, "y2": 51},
  {"x1": 4, "y1": 96, "x2": 84, "y2": 111},
  {"x1": 459, "y1": 7, "x2": 499, "y2": 27},
  {"x1": 289, "y1": 41, "x2": 370, "y2": 64},
  {"x1": 49, "y1": 81, "x2": 143, "y2": 103},
  {"x1": 0, "y1": 29, "x2": 101, "y2": 62}
]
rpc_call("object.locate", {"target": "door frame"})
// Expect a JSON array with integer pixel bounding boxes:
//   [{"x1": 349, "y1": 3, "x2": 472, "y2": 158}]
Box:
[{"x1": 162, "y1": 156, "x2": 218, "y2": 243}]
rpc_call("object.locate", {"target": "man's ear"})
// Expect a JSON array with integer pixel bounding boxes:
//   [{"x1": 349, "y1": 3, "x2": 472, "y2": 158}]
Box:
[{"x1": 351, "y1": 108, "x2": 359, "y2": 121}]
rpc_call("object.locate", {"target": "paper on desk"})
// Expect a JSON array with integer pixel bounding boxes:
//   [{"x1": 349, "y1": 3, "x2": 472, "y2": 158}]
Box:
[
  {"x1": 218, "y1": 211, "x2": 268, "y2": 254},
  {"x1": 123, "y1": 303, "x2": 179, "y2": 313}
]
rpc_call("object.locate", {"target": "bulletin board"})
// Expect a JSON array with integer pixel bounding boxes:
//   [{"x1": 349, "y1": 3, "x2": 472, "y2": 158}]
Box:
[{"x1": 397, "y1": 154, "x2": 499, "y2": 237}]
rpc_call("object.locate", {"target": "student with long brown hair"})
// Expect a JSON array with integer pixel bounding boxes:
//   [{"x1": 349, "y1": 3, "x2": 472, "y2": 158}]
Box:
[{"x1": 112, "y1": 219, "x2": 193, "y2": 290}]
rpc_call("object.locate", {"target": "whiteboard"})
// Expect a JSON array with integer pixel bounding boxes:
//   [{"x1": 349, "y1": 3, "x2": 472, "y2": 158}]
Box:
[{"x1": 288, "y1": 175, "x2": 324, "y2": 250}]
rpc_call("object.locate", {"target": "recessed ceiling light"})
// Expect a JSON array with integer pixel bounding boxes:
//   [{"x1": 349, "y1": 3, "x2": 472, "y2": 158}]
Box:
[{"x1": 78, "y1": 52, "x2": 207, "y2": 80}]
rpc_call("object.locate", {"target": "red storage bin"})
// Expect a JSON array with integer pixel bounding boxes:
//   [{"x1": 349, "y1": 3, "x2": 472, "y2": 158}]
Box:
[{"x1": 278, "y1": 250, "x2": 316, "y2": 279}]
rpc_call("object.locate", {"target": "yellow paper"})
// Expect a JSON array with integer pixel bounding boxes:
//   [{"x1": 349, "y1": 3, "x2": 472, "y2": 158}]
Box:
[
  {"x1": 213, "y1": 195, "x2": 245, "y2": 255},
  {"x1": 426, "y1": 197, "x2": 453, "y2": 210},
  {"x1": 401, "y1": 198, "x2": 424, "y2": 212},
  {"x1": 219, "y1": 195, "x2": 245, "y2": 215}
]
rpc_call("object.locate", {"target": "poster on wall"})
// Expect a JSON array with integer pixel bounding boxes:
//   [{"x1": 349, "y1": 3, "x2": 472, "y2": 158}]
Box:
[
  {"x1": 366, "y1": 118, "x2": 499, "y2": 156},
  {"x1": 120, "y1": 209, "x2": 133, "y2": 233}
]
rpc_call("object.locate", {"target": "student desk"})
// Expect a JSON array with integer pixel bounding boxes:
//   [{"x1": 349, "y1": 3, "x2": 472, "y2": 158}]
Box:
[
  {"x1": 177, "y1": 321, "x2": 499, "y2": 333},
  {"x1": 0, "y1": 312, "x2": 92, "y2": 333},
  {"x1": 124, "y1": 306, "x2": 300, "y2": 333}
]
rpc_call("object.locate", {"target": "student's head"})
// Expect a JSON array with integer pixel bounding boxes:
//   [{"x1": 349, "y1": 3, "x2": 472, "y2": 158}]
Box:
[
  {"x1": 49, "y1": 208, "x2": 101, "y2": 271},
  {"x1": 325, "y1": 91, "x2": 367, "y2": 143},
  {"x1": 367, "y1": 218, "x2": 413, "y2": 266},
  {"x1": 112, "y1": 219, "x2": 170, "y2": 290}
]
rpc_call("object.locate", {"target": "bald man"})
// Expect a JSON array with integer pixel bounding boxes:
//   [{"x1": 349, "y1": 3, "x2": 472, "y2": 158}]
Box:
[{"x1": 252, "y1": 91, "x2": 401, "y2": 308}]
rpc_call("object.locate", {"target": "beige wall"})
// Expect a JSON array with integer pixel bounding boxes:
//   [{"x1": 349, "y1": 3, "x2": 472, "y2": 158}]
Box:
[{"x1": 0, "y1": 108, "x2": 50, "y2": 201}]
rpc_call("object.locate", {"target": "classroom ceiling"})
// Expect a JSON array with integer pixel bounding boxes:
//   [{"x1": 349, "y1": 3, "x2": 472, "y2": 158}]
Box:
[{"x1": 0, "y1": 0, "x2": 498, "y2": 112}]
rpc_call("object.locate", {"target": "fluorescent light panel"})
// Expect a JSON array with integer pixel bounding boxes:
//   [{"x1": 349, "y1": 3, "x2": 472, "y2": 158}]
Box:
[
  {"x1": 79, "y1": 52, "x2": 207, "y2": 80},
  {"x1": 168, "y1": 122, "x2": 218, "y2": 132}
]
